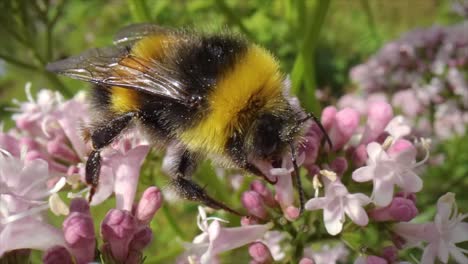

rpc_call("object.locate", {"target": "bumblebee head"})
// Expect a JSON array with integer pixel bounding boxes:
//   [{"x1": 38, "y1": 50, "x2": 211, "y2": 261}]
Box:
[{"x1": 249, "y1": 111, "x2": 301, "y2": 161}]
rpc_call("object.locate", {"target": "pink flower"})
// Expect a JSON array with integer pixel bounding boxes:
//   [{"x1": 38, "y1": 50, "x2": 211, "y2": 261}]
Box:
[
  {"x1": 352, "y1": 142, "x2": 423, "y2": 207},
  {"x1": 321, "y1": 106, "x2": 360, "y2": 151},
  {"x1": 360, "y1": 102, "x2": 393, "y2": 145},
  {"x1": 305, "y1": 180, "x2": 370, "y2": 235},
  {"x1": 43, "y1": 246, "x2": 73, "y2": 264},
  {"x1": 134, "y1": 186, "x2": 163, "y2": 225},
  {"x1": 369, "y1": 196, "x2": 418, "y2": 222},
  {"x1": 249, "y1": 242, "x2": 273, "y2": 264},
  {"x1": 101, "y1": 209, "x2": 138, "y2": 262},
  {"x1": 62, "y1": 199, "x2": 95, "y2": 264},
  {"x1": 250, "y1": 180, "x2": 276, "y2": 207},
  {"x1": 393, "y1": 193, "x2": 468, "y2": 264},
  {"x1": 182, "y1": 207, "x2": 272, "y2": 264},
  {"x1": 242, "y1": 191, "x2": 268, "y2": 219}
]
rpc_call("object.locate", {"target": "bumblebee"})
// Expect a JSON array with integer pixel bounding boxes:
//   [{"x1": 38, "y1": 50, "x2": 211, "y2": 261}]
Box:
[{"x1": 47, "y1": 24, "x2": 330, "y2": 215}]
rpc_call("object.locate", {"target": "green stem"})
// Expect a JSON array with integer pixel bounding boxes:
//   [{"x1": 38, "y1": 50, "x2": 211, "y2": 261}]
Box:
[
  {"x1": 127, "y1": 0, "x2": 152, "y2": 22},
  {"x1": 162, "y1": 204, "x2": 187, "y2": 239},
  {"x1": 214, "y1": 0, "x2": 254, "y2": 40},
  {"x1": 360, "y1": 0, "x2": 381, "y2": 47},
  {"x1": 291, "y1": 0, "x2": 331, "y2": 113}
]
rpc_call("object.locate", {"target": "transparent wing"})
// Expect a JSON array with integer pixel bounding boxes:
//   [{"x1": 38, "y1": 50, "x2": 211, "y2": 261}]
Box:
[
  {"x1": 113, "y1": 23, "x2": 173, "y2": 45},
  {"x1": 46, "y1": 45, "x2": 190, "y2": 104}
]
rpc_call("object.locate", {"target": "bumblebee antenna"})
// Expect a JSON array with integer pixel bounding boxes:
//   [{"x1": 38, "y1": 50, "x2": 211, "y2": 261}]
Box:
[
  {"x1": 289, "y1": 142, "x2": 305, "y2": 214},
  {"x1": 300, "y1": 113, "x2": 333, "y2": 150}
]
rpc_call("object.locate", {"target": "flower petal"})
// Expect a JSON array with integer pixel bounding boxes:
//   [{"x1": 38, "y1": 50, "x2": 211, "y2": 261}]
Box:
[
  {"x1": 304, "y1": 197, "x2": 328, "y2": 211},
  {"x1": 351, "y1": 166, "x2": 375, "y2": 182},
  {"x1": 0, "y1": 218, "x2": 65, "y2": 256},
  {"x1": 112, "y1": 145, "x2": 150, "y2": 211},
  {"x1": 323, "y1": 200, "x2": 344, "y2": 235},
  {"x1": 372, "y1": 178, "x2": 394, "y2": 207}
]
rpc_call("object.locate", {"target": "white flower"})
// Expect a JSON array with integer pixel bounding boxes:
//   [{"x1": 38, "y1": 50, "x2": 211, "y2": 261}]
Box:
[
  {"x1": 352, "y1": 142, "x2": 423, "y2": 207},
  {"x1": 305, "y1": 180, "x2": 370, "y2": 235},
  {"x1": 393, "y1": 193, "x2": 468, "y2": 264},
  {"x1": 181, "y1": 207, "x2": 273, "y2": 264}
]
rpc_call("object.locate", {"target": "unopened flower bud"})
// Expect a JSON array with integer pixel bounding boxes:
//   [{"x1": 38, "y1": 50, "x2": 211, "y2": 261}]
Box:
[
  {"x1": 250, "y1": 180, "x2": 276, "y2": 207},
  {"x1": 330, "y1": 157, "x2": 348, "y2": 176},
  {"x1": 352, "y1": 144, "x2": 368, "y2": 166},
  {"x1": 129, "y1": 227, "x2": 153, "y2": 251},
  {"x1": 43, "y1": 246, "x2": 73, "y2": 264},
  {"x1": 242, "y1": 191, "x2": 268, "y2": 219},
  {"x1": 69, "y1": 198, "x2": 90, "y2": 214},
  {"x1": 299, "y1": 258, "x2": 315, "y2": 264},
  {"x1": 381, "y1": 246, "x2": 398, "y2": 263},
  {"x1": 135, "y1": 186, "x2": 162, "y2": 225},
  {"x1": 369, "y1": 197, "x2": 418, "y2": 222},
  {"x1": 241, "y1": 216, "x2": 260, "y2": 226},
  {"x1": 361, "y1": 102, "x2": 393, "y2": 144},
  {"x1": 248, "y1": 242, "x2": 273, "y2": 264},
  {"x1": 321, "y1": 106, "x2": 337, "y2": 130},
  {"x1": 330, "y1": 108, "x2": 360, "y2": 150},
  {"x1": 101, "y1": 209, "x2": 137, "y2": 262},
  {"x1": 284, "y1": 206, "x2": 300, "y2": 221},
  {"x1": 63, "y1": 211, "x2": 95, "y2": 264}
]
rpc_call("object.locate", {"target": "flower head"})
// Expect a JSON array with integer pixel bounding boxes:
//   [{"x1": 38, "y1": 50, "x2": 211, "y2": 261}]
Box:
[
  {"x1": 393, "y1": 192, "x2": 468, "y2": 264},
  {"x1": 352, "y1": 141, "x2": 423, "y2": 206},
  {"x1": 305, "y1": 180, "x2": 370, "y2": 235}
]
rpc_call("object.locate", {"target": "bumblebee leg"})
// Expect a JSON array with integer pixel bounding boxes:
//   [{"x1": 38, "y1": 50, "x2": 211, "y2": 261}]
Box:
[
  {"x1": 167, "y1": 145, "x2": 243, "y2": 216},
  {"x1": 86, "y1": 112, "x2": 136, "y2": 202}
]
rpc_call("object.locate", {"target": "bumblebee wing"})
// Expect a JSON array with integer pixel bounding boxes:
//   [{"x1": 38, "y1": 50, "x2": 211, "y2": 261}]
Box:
[
  {"x1": 46, "y1": 46, "x2": 190, "y2": 104},
  {"x1": 113, "y1": 23, "x2": 174, "y2": 45}
]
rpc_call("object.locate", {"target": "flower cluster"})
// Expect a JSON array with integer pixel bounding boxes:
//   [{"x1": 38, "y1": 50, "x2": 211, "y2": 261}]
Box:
[
  {"x1": 346, "y1": 21, "x2": 468, "y2": 140},
  {"x1": 0, "y1": 85, "x2": 158, "y2": 263}
]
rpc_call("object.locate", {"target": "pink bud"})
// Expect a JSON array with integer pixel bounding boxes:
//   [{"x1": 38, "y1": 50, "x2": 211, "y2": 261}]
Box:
[
  {"x1": 381, "y1": 246, "x2": 398, "y2": 263},
  {"x1": 69, "y1": 198, "x2": 90, "y2": 214},
  {"x1": 43, "y1": 246, "x2": 73, "y2": 264},
  {"x1": 250, "y1": 180, "x2": 276, "y2": 207},
  {"x1": 299, "y1": 258, "x2": 315, "y2": 264},
  {"x1": 330, "y1": 157, "x2": 348, "y2": 175},
  {"x1": 352, "y1": 144, "x2": 368, "y2": 167},
  {"x1": 135, "y1": 187, "x2": 162, "y2": 225},
  {"x1": 47, "y1": 137, "x2": 80, "y2": 163},
  {"x1": 248, "y1": 242, "x2": 273, "y2": 264},
  {"x1": 284, "y1": 206, "x2": 300, "y2": 221},
  {"x1": 241, "y1": 216, "x2": 260, "y2": 226},
  {"x1": 321, "y1": 106, "x2": 337, "y2": 130},
  {"x1": 395, "y1": 192, "x2": 417, "y2": 204},
  {"x1": 361, "y1": 102, "x2": 393, "y2": 144},
  {"x1": 129, "y1": 227, "x2": 153, "y2": 251},
  {"x1": 101, "y1": 209, "x2": 137, "y2": 262},
  {"x1": 366, "y1": 255, "x2": 388, "y2": 264},
  {"x1": 387, "y1": 139, "x2": 415, "y2": 157},
  {"x1": 329, "y1": 108, "x2": 360, "y2": 150},
  {"x1": 369, "y1": 197, "x2": 418, "y2": 222},
  {"x1": 63, "y1": 212, "x2": 95, "y2": 264},
  {"x1": 242, "y1": 191, "x2": 268, "y2": 219},
  {"x1": 301, "y1": 135, "x2": 320, "y2": 165}
]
